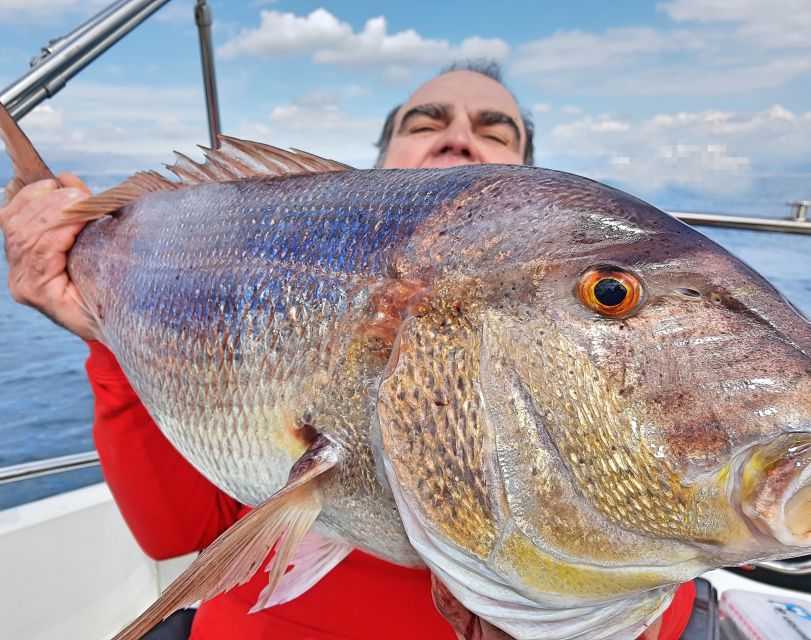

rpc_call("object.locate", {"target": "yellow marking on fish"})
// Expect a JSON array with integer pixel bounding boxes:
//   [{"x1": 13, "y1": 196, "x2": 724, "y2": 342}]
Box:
[
  {"x1": 498, "y1": 531, "x2": 666, "y2": 599},
  {"x1": 740, "y1": 448, "x2": 781, "y2": 505},
  {"x1": 715, "y1": 463, "x2": 731, "y2": 487}
]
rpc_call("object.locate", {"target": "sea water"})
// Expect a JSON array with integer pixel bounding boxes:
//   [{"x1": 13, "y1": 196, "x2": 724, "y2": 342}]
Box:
[{"x1": 0, "y1": 224, "x2": 808, "y2": 510}]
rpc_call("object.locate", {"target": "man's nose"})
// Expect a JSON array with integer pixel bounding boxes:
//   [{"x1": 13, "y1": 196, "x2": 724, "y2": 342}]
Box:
[{"x1": 431, "y1": 122, "x2": 480, "y2": 160}]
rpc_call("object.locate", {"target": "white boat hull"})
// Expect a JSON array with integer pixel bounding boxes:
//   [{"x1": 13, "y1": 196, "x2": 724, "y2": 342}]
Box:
[{"x1": 0, "y1": 483, "x2": 193, "y2": 640}]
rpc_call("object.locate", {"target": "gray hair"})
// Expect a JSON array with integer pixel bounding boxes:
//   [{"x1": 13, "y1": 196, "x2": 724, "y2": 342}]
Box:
[{"x1": 374, "y1": 59, "x2": 535, "y2": 166}]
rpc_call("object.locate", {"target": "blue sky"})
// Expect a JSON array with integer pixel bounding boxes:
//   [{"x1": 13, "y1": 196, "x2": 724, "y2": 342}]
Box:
[{"x1": 0, "y1": 0, "x2": 810, "y2": 216}]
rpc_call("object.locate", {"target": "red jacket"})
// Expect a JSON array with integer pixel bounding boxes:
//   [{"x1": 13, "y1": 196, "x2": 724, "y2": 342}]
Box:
[{"x1": 86, "y1": 341, "x2": 694, "y2": 640}]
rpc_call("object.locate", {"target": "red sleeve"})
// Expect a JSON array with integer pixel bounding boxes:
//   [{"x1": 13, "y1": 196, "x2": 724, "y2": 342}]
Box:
[
  {"x1": 86, "y1": 340, "x2": 241, "y2": 560},
  {"x1": 656, "y1": 581, "x2": 696, "y2": 640}
]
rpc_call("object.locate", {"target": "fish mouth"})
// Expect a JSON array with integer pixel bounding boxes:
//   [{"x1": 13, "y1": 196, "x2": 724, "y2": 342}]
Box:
[{"x1": 733, "y1": 432, "x2": 811, "y2": 546}]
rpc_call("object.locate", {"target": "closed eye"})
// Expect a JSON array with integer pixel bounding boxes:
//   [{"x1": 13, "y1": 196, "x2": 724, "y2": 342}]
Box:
[
  {"x1": 410, "y1": 124, "x2": 441, "y2": 133},
  {"x1": 477, "y1": 124, "x2": 515, "y2": 148},
  {"x1": 483, "y1": 133, "x2": 508, "y2": 145}
]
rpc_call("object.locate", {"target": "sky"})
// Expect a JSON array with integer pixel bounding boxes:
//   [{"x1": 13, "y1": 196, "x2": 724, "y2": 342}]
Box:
[{"x1": 0, "y1": 0, "x2": 810, "y2": 217}]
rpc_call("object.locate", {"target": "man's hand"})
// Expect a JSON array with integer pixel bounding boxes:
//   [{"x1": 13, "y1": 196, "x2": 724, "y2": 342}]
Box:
[{"x1": 1, "y1": 172, "x2": 96, "y2": 340}]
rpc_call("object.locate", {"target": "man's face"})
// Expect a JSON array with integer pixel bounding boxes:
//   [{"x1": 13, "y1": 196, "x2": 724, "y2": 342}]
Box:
[{"x1": 382, "y1": 71, "x2": 526, "y2": 169}]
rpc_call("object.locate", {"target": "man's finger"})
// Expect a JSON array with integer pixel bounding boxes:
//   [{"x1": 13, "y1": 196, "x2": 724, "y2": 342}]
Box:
[
  {"x1": 11, "y1": 188, "x2": 88, "y2": 231},
  {"x1": 0, "y1": 178, "x2": 58, "y2": 219},
  {"x1": 2, "y1": 189, "x2": 87, "y2": 259},
  {"x1": 58, "y1": 172, "x2": 92, "y2": 196}
]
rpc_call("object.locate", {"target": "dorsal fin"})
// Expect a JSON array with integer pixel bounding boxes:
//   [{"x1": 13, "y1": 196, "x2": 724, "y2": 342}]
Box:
[
  {"x1": 164, "y1": 135, "x2": 352, "y2": 186},
  {"x1": 62, "y1": 136, "x2": 352, "y2": 222},
  {"x1": 62, "y1": 171, "x2": 178, "y2": 221}
]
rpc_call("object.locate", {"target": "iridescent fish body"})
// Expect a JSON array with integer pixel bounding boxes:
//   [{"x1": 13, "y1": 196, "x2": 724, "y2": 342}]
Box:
[
  {"x1": 2, "y1": 109, "x2": 810, "y2": 640},
  {"x1": 70, "y1": 167, "x2": 492, "y2": 563}
]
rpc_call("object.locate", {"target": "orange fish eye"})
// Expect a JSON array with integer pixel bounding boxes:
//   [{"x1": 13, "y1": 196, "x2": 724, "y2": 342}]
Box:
[{"x1": 576, "y1": 267, "x2": 643, "y2": 318}]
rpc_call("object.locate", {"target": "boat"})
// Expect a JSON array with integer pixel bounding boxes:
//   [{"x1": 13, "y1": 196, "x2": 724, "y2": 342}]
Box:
[{"x1": 0, "y1": 2, "x2": 810, "y2": 639}]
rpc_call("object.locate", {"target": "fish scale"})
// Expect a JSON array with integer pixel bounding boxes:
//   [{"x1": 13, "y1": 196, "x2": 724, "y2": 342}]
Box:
[{"x1": 68, "y1": 167, "x2": 499, "y2": 548}]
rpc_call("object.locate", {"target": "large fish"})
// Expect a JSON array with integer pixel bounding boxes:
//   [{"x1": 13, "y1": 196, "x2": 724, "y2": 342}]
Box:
[{"x1": 2, "y1": 106, "x2": 810, "y2": 640}]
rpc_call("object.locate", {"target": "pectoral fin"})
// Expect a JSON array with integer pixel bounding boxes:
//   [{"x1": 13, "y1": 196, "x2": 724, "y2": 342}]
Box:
[
  {"x1": 250, "y1": 531, "x2": 352, "y2": 612},
  {"x1": 112, "y1": 434, "x2": 341, "y2": 640}
]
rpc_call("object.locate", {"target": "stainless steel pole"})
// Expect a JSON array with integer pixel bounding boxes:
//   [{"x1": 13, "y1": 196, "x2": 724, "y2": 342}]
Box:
[
  {"x1": 195, "y1": 0, "x2": 222, "y2": 148},
  {"x1": 0, "y1": 0, "x2": 173, "y2": 119}
]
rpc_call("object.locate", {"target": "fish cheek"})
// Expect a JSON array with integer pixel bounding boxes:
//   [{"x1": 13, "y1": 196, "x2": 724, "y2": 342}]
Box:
[
  {"x1": 481, "y1": 313, "x2": 694, "y2": 547},
  {"x1": 617, "y1": 296, "x2": 794, "y2": 475},
  {"x1": 377, "y1": 301, "x2": 503, "y2": 559},
  {"x1": 485, "y1": 307, "x2": 752, "y2": 549},
  {"x1": 545, "y1": 295, "x2": 730, "y2": 475}
]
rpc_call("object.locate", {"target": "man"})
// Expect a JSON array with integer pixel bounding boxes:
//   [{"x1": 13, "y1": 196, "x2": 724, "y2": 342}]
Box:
[
  {"x1": 1, "y1": 62, "x2": 689, "y2": 639},
  {"x1": 375, "y1": 61, "x2": 533, "y2": 169}
]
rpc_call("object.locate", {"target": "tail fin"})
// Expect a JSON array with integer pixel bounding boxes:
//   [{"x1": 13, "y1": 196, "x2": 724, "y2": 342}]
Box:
[{"x1": 0, "y1": 103, "x2": 55, "y2": 201}]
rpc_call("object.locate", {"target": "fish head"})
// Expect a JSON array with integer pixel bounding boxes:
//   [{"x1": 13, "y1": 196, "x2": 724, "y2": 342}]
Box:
[
  {"x1": 380, "y1": 166, "x2": 811, "y2": 637},
  {"x1": 473, "y1": 170, "x2": 811, "y2": 580}
]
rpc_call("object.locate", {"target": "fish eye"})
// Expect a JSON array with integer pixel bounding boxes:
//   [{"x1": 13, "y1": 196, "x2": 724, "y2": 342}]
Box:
[{"x1": 576, "y1": 266, "x2": 643, "y2": 318}]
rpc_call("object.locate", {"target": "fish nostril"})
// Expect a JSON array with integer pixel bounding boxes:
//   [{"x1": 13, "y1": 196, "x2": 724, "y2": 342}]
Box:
[
  {"x1": 674, "y1": 288, "x2": 701, "y2": 298},
  {"x1": 785, "y1": 483, "x2": 811, "y2": 537}
]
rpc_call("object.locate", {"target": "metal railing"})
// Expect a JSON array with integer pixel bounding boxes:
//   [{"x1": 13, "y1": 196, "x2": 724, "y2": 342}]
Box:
[
  {"x1": 195, "y1": 0, "x2": 221, "y2": 147},
  {"x1": 753, "y1": 558, "x2": 811, "y2": 575},
  {"x1": 0, "y1": 451, "x2": 99, "y2": 484},
  {"x1": 672, "y1": 210, "x2": 811, "y2": 235}
]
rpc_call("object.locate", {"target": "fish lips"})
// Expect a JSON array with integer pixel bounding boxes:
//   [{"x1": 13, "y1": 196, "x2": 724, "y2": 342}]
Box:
[{"x1": 731, "y1": 431, "x2": 811, "y2": 547}]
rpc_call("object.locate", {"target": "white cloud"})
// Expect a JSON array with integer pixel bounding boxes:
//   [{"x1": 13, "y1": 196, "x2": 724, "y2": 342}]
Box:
[
  {"x1": 20, "y1": 104, "x2": 64, "y2": 137},
  {"x1": 454, "y1": 36, "x2": 510, "y2": 62},
  {"x1": 218, "y1": 8, "x2": 350, "y2": 59},
  {"x1": 658, "y1": 0, "x2": 764, "y2": 22},
  {"x1": 512, "y1": 1, "x2": 811, "y2": 95},
  {"x1": 514, "y1": 27, "x2": 673, "y2": 75},
  {"x1": 630, "y1": 144, "x2": 750, "y2": 195},
  {"x1": 244, "y1": 91, "x2": 381, "y2": 167},
  {"x1": 267, "y1": 91, "x2": 378, "y2": 135},
  {"x1": 544, "y1": 105, "x2": 811, "y2": 196},
  {"x1": 3, "y1": 83, "x2": 380, "y2": 177},
  {"x1": 0, "y1": 0, "x2": 107, "y2": 24},
  {"x1": 217, "y1": 8, "x2": 508, "y2": 77},
  {"x1": 659, "y1": 0, "x2": 811, "y2": 49},
  {"x1": 9, "y1": 83, "x2": 208, "y2": 177},
  {"x1": 560, "y1": 105, "x2": 583, "y2": 116}
]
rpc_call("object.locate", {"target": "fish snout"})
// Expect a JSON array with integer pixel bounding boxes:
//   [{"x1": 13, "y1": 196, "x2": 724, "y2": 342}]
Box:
[{"x1": 737, "y1": 432, "x2": 811, "y2": 546}]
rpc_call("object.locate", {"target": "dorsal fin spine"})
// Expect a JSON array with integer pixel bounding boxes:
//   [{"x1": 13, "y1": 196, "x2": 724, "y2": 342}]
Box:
[{"x1": 165, "y1": 135, "x2": 352, "y2": 187}]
